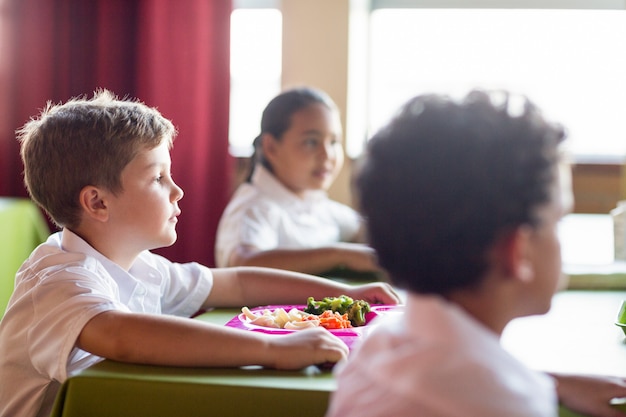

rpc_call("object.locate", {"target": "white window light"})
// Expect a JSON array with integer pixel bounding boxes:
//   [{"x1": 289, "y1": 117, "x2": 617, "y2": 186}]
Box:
[
  {"x1": 229, "y1": 2, "x2": 282, "y2": 157},
  {"x1": 349, "y1": 1, "x2": 626, "y2": 162}
]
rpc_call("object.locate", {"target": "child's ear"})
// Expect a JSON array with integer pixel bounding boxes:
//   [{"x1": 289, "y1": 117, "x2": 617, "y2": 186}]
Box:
[
  {"x1": 497, "y1": 225, "x2": 535, "y2": 284},
  {"x1": 79, "y1": 185, "x2": 109, "y2": 222},
  {"x1": 260, "y1": 133, "x2": 279, "y2": 164}
]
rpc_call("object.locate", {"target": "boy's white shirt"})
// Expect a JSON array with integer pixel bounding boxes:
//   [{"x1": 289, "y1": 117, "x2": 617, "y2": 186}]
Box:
[
  {"x1": 0, "y1": 229, "x2": 213, "y2": 417},
  {"x1": 327, "y1": 293, "x2": 558, "y2": 417},
  {"x1": 215, "y1": 165, "x2": 362, "y2": 267}
]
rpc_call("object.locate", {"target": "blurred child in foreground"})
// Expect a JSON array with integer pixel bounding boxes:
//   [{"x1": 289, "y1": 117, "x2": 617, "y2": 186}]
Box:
[
  {"x1": 215, "y1": 87, "x2": 382, "y2": 276},
  {"x1": 326, "y1": 90, "x2": 626, "y2": 417},
  {"x1": 0, "y1": 90, "x2": 399, "y2": 417}
]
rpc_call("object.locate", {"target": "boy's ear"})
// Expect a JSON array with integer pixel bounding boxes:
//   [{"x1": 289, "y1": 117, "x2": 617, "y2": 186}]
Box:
[
  {"x1": 79, "y1": 185, "x2": 109, "y2": 222},
  {"x1": 497, "y1": 225, "x2": 534, "y2": 284}
]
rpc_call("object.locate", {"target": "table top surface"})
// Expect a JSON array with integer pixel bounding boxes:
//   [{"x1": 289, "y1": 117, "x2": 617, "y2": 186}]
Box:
[
  {"x1": 502, "y1": 290, "x2": 626, "y2": 376},
  {"x1": 51, "y1": 290, "x2": 626, "y2": 417},
  {"x1": 73, "y1": 291, "x2": 626, "y2": 379}
]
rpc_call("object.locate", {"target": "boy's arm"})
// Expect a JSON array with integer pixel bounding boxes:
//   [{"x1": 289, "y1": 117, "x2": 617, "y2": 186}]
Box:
[
  {"x1": 203, "y1": 266, "x2": 400, "y2": 309},
  {"x1": 551, "y1": 373, "x2": 626, "y2": 417},
  {"x1": 228, "y1": 243, "x2": 381, "y2": 276},
  {"x1": 77, "y1": 310, "x2": 348, "y2": 369}
]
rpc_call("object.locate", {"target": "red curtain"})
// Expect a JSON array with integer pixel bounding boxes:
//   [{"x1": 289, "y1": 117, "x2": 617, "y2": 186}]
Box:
[{"x1": 0, "y1": 0, "x2": 233, "y2": 266}]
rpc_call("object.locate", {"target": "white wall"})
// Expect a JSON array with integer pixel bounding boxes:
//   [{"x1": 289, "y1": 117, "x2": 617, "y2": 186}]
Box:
[{"x1": 281, "y1": 0, "x2": 355, "y2": 206}]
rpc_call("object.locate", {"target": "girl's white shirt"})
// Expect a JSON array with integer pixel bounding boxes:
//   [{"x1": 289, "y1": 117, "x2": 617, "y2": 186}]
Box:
[{"x1": 215, "y1": 165, "x2": 362, "y2": 267}]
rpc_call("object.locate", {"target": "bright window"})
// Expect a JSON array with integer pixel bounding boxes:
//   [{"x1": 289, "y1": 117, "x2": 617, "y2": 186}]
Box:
[
  {"x1": 229, "y1": 4, "x2": 282, "y2": 157},
  {"x1": 361, "y1": 6, "x2": 626, "y2": 161}
]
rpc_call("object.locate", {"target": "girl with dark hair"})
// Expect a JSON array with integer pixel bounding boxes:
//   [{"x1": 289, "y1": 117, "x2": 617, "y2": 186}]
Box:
[{"x1": 215, "y1": 87, "x2": 381, "y2": 276}]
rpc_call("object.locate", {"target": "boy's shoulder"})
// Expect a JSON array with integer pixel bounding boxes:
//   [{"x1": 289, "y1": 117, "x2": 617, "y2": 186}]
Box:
[{"x1": 18, "y1": 233, "x2": 100, "y2": 279}]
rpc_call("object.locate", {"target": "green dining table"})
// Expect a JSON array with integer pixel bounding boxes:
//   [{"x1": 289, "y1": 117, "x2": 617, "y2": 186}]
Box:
[
  {"x1": 50, "y1": 308, "x2": 335, "y2": 417},
  {"x1": 0, "y1": 197, "x2": 50, "y2": 318},
  {"x1": 50, "y1": 289, "x2": 626, "y2": 417}
]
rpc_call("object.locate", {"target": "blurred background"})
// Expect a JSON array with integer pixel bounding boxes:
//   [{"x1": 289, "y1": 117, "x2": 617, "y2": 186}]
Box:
[{"x1": 2, "y1": 0, "x2": 625, "y2": 266}]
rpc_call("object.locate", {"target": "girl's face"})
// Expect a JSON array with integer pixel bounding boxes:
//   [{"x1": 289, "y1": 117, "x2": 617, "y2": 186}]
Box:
[{"x1": 263, "y1": 103, "x2": 344, "y2": 196}]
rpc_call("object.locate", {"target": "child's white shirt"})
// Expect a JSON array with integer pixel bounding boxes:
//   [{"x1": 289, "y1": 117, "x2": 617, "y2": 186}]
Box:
[
  {"x1": 0, "y1": 229, "x2": 213, "y2": 417},
  {"x1": 215, "y1": 165, "x2": 362, "y2": 267},
  {"x1": 327, "y1": 293, "x2": 558, "y2": 417}
]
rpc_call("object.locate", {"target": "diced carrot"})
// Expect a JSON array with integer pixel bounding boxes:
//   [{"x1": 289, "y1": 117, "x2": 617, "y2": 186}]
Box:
[{"x1": 317, "y1": 310, "x2": 352, "y2": 329}]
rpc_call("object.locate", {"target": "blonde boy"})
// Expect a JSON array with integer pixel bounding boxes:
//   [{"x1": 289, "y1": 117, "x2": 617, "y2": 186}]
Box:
[{"x1": 0, "y1": 90, "x2": 399, "y2": 417}]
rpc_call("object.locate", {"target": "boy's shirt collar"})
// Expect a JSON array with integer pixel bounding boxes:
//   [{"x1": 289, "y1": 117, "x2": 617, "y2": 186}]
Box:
[
  {"x1": 60, "y1": 228, "x2": 110, "y2": 263},
  {"x1": 58, "y1": 228, "x2": 162, "y2": 312}
]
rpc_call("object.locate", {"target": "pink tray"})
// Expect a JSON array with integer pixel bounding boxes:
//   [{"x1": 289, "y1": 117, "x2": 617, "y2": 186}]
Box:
[{"x1": 225, "y1": 304, "x2": 399, "y2": 349}]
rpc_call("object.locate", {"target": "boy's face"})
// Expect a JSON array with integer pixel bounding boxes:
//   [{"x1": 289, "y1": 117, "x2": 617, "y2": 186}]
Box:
[
  {"x1": 107, "y1": 140, "x2": 183, "y2": 253},
  {"x1": 524, "y1": 163, "x2": 573, "y2": 315},
  {"x1": 263, "y1": 103, "x2": 344, "y2": 196}
]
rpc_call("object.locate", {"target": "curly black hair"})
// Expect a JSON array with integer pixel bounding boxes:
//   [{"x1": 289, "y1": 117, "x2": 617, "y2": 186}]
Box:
[{"x1": 356, "y1": 90, "x2": 565, "y2": 295}]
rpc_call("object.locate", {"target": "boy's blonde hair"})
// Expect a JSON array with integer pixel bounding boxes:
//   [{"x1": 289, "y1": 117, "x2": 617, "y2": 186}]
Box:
[{"x1": 17, "y1": 89, "x2": 177, "y2": 229}]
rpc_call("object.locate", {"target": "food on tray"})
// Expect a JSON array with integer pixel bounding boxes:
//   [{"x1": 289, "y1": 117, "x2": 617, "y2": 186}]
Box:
[
  {"x1": 241, "y1": 306, "x2": 319, "y2": 330},
  {"x1": 317, "y1": 310, "x2": 352, "y2": 329},
  {"x1": 240, "y1": 295, "x2": 373, "y2": 331},
  {"x1": 304, "y1": 294, "x2": 354, "y2": 315},
  {"x1": 304, "y1": 295, "x2": 371, "y2": 327}
]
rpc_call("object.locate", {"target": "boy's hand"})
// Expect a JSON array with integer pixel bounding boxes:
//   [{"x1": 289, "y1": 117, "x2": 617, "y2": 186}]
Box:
[
  {"x1": 346, "y1": 282, "x2": 402, "y2": 305},
  {"x1": 265, "y1": 328, "x2": 349, "y2": 370},
  {"x1": 552, "y1": 373, "x2": 626, "y2": 417}
]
